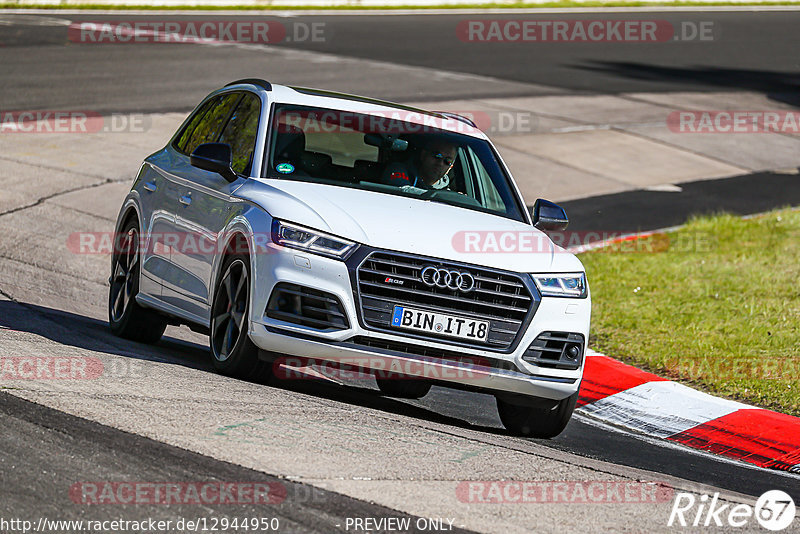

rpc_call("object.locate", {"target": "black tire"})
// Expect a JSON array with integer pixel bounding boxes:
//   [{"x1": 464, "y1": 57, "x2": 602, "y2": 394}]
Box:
[
  {"x1": 496, "y1": 389, "x2": 579, "y2": 438},
  {"x1": 375, "y1": 377, "x2": 432, "y2": 399},
  {"x1": 210, "y1": 254, "x2": 269, "y2": 381},
  {"x1": 108, "y1": 219, "x2": 167, "y2": 344}
]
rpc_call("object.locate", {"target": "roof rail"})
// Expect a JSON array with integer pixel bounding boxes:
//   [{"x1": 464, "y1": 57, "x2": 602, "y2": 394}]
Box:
[
  {"x1": 289, "y1": 86, "x2": 434, "y2": 115},
  {"x1": 225, "y1": 78, "x2": 272, "y2": 91},
  {"x1": 436, "y1": 112, "x2": 477, "y2": 128}
]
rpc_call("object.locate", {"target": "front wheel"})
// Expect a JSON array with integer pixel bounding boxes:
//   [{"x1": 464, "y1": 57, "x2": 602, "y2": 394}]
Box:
[
  {"x1": 210, "y1": 254, "x2": 269, "y2": 381},
  {"x1": 108, "y1": 220, "x2": 167, "y2": 344},
  {"x1": 496, "y1": 390, "x2": 579, "y2": 438}
]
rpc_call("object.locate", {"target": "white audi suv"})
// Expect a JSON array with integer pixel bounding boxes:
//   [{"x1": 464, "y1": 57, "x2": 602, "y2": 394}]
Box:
[{"x1": 109, "y1": 79, "x2": 590, "y2": 438}]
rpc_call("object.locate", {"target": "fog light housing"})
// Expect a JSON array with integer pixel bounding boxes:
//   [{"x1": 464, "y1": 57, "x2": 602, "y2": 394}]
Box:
[
  {"x1": 522, "y1": 332, "x2": 584, "y2": 370},
  {"x1": 266, "y1": 283, "x2": 349, "y2": 331},
  {"x1": 564, "y1": 343, "x2": 581, "y2": 361}
]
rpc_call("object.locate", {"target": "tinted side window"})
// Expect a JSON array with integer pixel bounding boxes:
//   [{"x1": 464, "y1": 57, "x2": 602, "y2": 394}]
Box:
[
  {"x1": 183, "y1": 93, "x2": 241, "y2": 156},
  {"x1": 174, "y1": 98, "x2": 216, "y2": 154},
  {"x1": 467, "y1": 147, "x2": 506, "y2": 212},
  {"x1": 218, "y1": 93, "x2": 261, "y2": 176}
]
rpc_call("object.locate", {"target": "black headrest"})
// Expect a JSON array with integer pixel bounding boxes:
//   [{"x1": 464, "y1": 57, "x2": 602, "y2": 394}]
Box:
[{"x1": 276, "y1": 125, "x2": 305, "y2": 159}]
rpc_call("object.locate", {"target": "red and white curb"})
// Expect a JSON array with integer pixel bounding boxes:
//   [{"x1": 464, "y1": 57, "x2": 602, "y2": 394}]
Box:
[{"x1": 576, "y1": 350, "x2": 800, "y2": 474}]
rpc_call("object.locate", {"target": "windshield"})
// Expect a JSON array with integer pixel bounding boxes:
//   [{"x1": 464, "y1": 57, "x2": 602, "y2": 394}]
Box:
[{"x1": 264, "y1": 104, "x2": 527, "y2": 222}]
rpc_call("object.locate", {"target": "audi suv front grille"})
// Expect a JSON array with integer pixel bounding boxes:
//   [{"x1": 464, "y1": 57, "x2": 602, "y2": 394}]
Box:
[{"x1": 355, "y1": 251, "x2": 537, "y2": 350}]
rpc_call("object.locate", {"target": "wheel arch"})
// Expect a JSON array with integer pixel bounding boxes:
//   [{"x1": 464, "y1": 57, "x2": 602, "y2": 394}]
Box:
[
  {"x1": 115, "y1": 199, "x2": 142, "y2": 234},
  {"x1": 211, "y1": 218, "x2": 260, "y2": 310},
  {"x1": 111, "y1": 199, "x2": 143, "y2": 277}
]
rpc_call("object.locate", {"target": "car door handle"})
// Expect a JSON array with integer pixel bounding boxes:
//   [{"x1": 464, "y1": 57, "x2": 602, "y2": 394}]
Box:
[
  {"x1": 179, "y1": 194, "x2": 192, "y2": 206},
  {"x1": 143, "y1": 181, "x2": 156, "y2": 192}
]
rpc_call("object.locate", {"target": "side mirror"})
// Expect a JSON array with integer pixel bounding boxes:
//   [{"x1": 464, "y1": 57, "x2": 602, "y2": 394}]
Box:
[
  {"x1": 532, "y1": 198, "x2": 569, "y2": 231},
  {"x1": 190, "y1": 143, "x2": 238, "y2": 183}
]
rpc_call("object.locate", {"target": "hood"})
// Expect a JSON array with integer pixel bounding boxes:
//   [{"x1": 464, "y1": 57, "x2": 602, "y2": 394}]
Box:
[{"x1": 235, "y1": 179, "x2": 584, "y2": 273}]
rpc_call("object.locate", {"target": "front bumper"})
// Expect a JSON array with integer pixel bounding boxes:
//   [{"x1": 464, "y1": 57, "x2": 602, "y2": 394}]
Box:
[{"x1": 249, "y1": 244, "x2": 590, "y2": 401}]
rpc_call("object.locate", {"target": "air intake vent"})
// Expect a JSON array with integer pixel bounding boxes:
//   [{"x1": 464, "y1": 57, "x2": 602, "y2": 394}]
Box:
[
  {"x1": 522, "y1": 332, "x2": 584, "y2": 370},
  {"x1": 266, "y1": 283, "x2": 348, "y2": 331}
]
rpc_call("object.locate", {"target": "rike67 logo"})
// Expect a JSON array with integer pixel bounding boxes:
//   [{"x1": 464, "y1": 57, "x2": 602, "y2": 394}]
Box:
[{"x1": 668, "y1": 490, "x2": 795, "y2": 531}]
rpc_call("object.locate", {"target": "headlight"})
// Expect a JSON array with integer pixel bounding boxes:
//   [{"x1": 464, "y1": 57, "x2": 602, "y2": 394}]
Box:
[
  {"x1": 271, "y1": 220, "x2": 358, "y2": 260},
  {"x1": 532, "y1": 273, "x2": 587, "y2": 298}
]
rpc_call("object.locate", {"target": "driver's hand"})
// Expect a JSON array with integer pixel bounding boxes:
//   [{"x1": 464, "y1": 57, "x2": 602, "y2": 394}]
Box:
[{"x1": 399, "y1": 185, "x2": 426, "y2": 194}]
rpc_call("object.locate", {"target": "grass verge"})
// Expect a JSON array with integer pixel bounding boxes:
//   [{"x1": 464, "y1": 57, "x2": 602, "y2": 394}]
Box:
[
  {"x1": 579, "y1": 208, "x2": 800, "y2": 416},
  {"x1": 2, "y1": 1, "x2": 800, "y2": 10}
]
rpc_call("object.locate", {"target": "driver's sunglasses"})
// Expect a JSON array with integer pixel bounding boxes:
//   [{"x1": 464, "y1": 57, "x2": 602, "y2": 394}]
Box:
[{"x1": 428, "y1": 151, "x2": 455, "y2": 166}]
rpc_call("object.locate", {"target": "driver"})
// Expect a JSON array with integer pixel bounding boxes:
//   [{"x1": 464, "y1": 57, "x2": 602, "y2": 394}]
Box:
[{"x1": 382, "y1": 139, "x2": 457, "y2": 190}]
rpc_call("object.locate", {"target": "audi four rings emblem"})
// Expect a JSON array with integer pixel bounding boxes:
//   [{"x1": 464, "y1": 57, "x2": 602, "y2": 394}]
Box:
[{"x1": 420, "y1": 266, "x2": 476, "y2": 292}]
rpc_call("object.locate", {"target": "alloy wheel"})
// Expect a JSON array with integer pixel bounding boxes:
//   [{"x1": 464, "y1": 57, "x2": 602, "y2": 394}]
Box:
[
  {"x1": 211, "y1": 259, "x2": 249, "y2": 362},
  {"x1": 109, "y1": 228, "x2": 139, "y2": 323}
]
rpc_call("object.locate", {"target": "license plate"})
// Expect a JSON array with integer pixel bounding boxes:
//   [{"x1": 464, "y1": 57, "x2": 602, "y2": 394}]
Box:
[{"x1": 390, "y1": 305, "x2": 489, "y2": 342}]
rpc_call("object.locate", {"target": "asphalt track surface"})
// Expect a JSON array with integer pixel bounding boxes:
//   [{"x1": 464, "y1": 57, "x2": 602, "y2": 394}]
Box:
[
  {"x1": 1, "y1": 9, "x2": 799, "y2": 532},
  {"x1": 561, "y1": 170, "x2": 800, "y2": 233},
  {"x1": 0, "y1": 392, "x2": 476, "y2": 534},
  {"x1": 1, "y1": 11, "x2": 800, "y2": 112}
]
